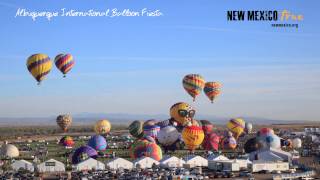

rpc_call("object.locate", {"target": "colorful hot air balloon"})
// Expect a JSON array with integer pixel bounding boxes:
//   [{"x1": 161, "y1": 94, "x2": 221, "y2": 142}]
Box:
[
  {"x1": 245, "y1": 122, "x2": 253, "y2": 134},
  {"x1": 202, "y1": 132, "x2": 220, "y2": 151},
  {"x1": 257, "y1": 128, "x2": 275, "y2": 138},
  {"x1": 203, "y1": 82, "x2": 222, "y2": 103},
  {"x1": 280, "y1": 139, "x2": 292, "y2": 148},
  {"x1": 59, "y1": 136, "x2": 75, "y2": 148},
  {"x1": 54, "y1": 53, "x2": 75, "y2": 77},
  {"x1": 265, "y1": 134, "x2": 281, "y2": 149},
  {"x1": 130, "y1": 139, "x2": 162, "y2": 161},
  {"x1": 143, "y1": 119, "x2": 157, "y2": 127},
  {"x1": 56, "y1": 114, "x2": 72, "y2": 132},
  {"x1": 26, "y1": 54, "x2": 52, "y2": 85},
  {"x1": 94, "y1": 119, "x2": 111, "y2": 135},
  {"x1": 156, "y1": 119, "x2": 173, "y2": 128},
  {"x1": 72, "y1": 145, "x2": 98, "y2": 164},
  {"x1": 182, "y1": 74, "x2": 205, "y2": 101},
  {"x1": 181, "y1": 125, "x2": 204, "y2": 151},
  {"x1": 88, "y1": 135, "x2": 107, "y2": 151},
  {"x1": 222, "y1": 136, "x2": 237, "y2": 150},
  {"x1": 170, "y1": 102, "x2": 195, "y2": 126},
  {"x1": 129, "y1": 120, "x2": 144, "y2": 138},
  {"x1": 143, "y1": 125, "x2": 160, "y2": 139},
  {"x1": 157, "y1": 126, "x2": 180, "y2": 146},
  {"x1": 199, "y1": 120, "x2": 214, "y2": 134},
  {"x1": 226, "y1": 118, "x2": 245, "y2": 139}
]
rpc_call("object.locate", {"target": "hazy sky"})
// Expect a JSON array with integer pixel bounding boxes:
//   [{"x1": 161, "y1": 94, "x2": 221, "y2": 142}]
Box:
[{"x1": 0, "y1": 0, "x2": 319, "y2": 120}]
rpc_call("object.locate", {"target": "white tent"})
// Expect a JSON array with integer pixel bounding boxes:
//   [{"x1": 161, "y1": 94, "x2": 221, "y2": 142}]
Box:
[
  {"x1": 73, "y1": 158, "x2": 105, "y2": 171},
  {"x1": 183, "y1": 155, "x2": 208, "y2": 167},
  {"x1": 249, "y1": 147, "x2": 292, "y2": 162},
  {"x1": 160, "y1": 156, "x2": 185, "y2": 168},
  {"x1": 106, "y1": 157, "x2": 133, "y2": 170},
  {"x1": 133, "y1": 157, "x2": 159, "y2": 169},
  {"x1": 11, "y1": 160, "x2": 34, "y2": 172},
  {"x1": 37, "y1": 159, "x2": 65, "y2": 173},
  {"x1": 207, "y1": 154, "x2": 229, "y2": 161}
]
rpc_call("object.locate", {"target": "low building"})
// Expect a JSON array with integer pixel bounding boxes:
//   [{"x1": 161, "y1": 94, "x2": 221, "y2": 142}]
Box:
[
  {"x1": 133, "y1": 157, "x2": 159, "y2": 169},
  {"x1": 11, "y1": 160, "x2": 34, "y2": 172},
  {"x1": 249, "y1": 147, "x2": 292, "y2": 162},
  {"x1": 37, "y1": 159, "x2": 65, "y2": 173},
  {"x1": 183, "y1": 155, "x2": 208, "y2": 168},
  {"x1": 106, "y1": 157, "x2": 133, "y2": 170},
  {"x1": 160, "y1": 156, "x2": 185, "y2": 168},
  {"x1": 250, "y1": 161, "x2": 289, "y2": 173},
  {"x1": 73, "y1": 158, "x2": 105, "y2": 171}
]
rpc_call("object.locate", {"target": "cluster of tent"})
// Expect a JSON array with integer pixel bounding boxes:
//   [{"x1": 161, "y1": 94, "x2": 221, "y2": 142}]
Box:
[
  {"x1": 182, "y1": 74, "x2": 221, "y2": 103},
  {"x1": 127, "y1": 102, "x2": 254, "y2": 161},
  {"x1": 26, "y1": 53, "x2": 75, "y2": 84}
]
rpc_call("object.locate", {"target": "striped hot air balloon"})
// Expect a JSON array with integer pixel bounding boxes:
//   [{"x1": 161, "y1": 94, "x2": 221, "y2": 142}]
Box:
[
  {"x1": 26, "y1": 54, "x2": 52, "y2": 85},
  {"x1": 226, "y1": 118, "x2": 245, "y2": 139},
  {"x1": 182, "y1": 74, "x2": 205, "y2": 101},
  {"x1": 54, "y1": 53, "x2": 75, "y2": 77},
  {"x1": 204, "y1": 82, "x2": 222, "y2": 103}
]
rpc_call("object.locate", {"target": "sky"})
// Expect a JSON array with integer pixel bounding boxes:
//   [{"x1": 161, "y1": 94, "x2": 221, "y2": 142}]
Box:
[{"x1": 0, "y1": 0, "x2": 319, "y2": 121}]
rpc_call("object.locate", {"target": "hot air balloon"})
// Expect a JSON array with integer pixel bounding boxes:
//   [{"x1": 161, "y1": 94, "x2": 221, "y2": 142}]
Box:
[
  {"x1": 1, "y1": 144, "x2": 19, "y2": 158},
  {"x1": 72, "y1": 145, "x2": 98, "y2": 164},
  {"x1": 94, "y1": 119, "x2": 111, "y2": 135},
  {"x1": 88, "y1": 135, "x2": 107, "y2": 151},
  {"x1": 130, "y1": 139, "x2": 162, "y2": 161},
  {"x1": 199, "y1": 120, "x2": 214, "y2": 134},
  {"x1": 56, "y1": 114, "x2": 72, "y2": 132},
  {"x1": 221, "y1": 136, "x2": 237, "y2": 150},
  {"x1": 182, "y1": 125, "x2": 204, "y2": 151},
  {"x1": 257, "y1": 128, "x2": 275, "y2": 138},
  {"x1": 226, "y1": 118, "x2": 245, "y2": 139},
  {"x1": 143, "y1": 125, "x2": 160, "y2": 139},
  {"x1": 158, "y1": 126, "x2": 180, "y2": 146},
  {"x1": 170, "y1": 102, "x2": 195, "y2": 126},
  {"x1": 202, "y1": 132, "x2": 220, "y2": 151},
  {"x1": 245, "y1": 122, "x2": 253, "y2": 134},
  {"x1": 292, "y1": 138, "x2": 302, "y2": 148},
  {"x1": 265, "y1": 134, "x2": 281, "y2": 149},
  {"x1": 143, "y1": 119, "x2": 157, "y2": 127},
  {"x1": 182, "y1": 74, "x2": 205, "y2": 101},
  {"x1": 156, "y1": 119, "x2": 173, "y2": 128},
  {"x1": 203, "y1": 82, "x2": 222, "y2": 103},
  {"x1": 26, "y1": 54, "x2": 52, "y2": 85},
  {"x1": 59, "y1": 136, "x2": 75, "y2": 148},
  {"x1": 54, "y1": 53, "x2": 75, "y2": 77},
  {"x1": 244, "y1": 137, "x2": 259, "y2": 153},
  {"x1": 129, "y1": 120, "x2": 144, "y2": 138}
]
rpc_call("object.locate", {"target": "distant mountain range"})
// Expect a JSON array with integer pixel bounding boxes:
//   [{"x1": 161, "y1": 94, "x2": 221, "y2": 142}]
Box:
[{"x1": 0, "y1": 112, "x2": 316, "y2": 126}]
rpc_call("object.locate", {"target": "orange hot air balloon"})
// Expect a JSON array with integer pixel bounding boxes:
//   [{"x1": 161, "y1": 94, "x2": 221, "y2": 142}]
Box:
[
  {"x1": 182, "y1": 125, "x2": 204, "y2": 151},
  {"x1": 203, "y1": 82, "x2": 222, "y2": 103},
  {"x1": 182, "y1": 74, "x2": 205, "y2": 101}
]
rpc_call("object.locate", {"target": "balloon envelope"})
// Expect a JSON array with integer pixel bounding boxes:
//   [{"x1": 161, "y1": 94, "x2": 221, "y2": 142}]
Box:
[
  {"x1": 94, "y1": 119, "x2": 111, "y2": 135},
  {"x1": 170, "y1": 102, "x2": 195, "y2": 126},
  {"x1": 88, "y1": 135, "x2": 107, "y2": 151},
  {"x1": 56, "y1": 114, "x2": 72, "y2": 132},
  {"x1": 203, "y1": 132, "x2": 220, "y2": 151},
  {"x1": 226, "y1": 118, "x2": 245, "y2": 139},
  {"x1": 129, "y1": 120, "x2": 144, "y2": 138},
  {"x1": 203, "y1": 82, "x2": 222, "y2": 103},
  {"x1": 130, "y1": 139, "x2": 162, "y2": 161},
  {"x1": 158, "y1": 126, "x2": 180, "y2": 146},
  {"x1": 26, "y1": 54, "x2": 52, "y2": 84},
  {"x1": 182, "y1": 125, "x2": 204, "y2": 151},
  {"x1": 222, "y1": 136, "x2": 237, "y2": 150},
  {"x1": 292, "y1": 138, "x2": 302, "y2": 148},
  {"x1": 143, "y1": 125, "x2": 160, "y2": 139},
  {"x1": 199, "y1": 120, "x2": 214, "y2": 134},
  {"x1": 182, "y1": 74, "x2": 205, "y2": 101},
  {"x1": 72, "y1": 145, "x2": 98, "y2": 164},
  {"x1": 59, "y1": 136, "x2": 75, "y2": 148},
  {"x1": 54, "y1": 53, "x2": 75, "y2": 77},
  {"x1": 245, "y1": 122, "x2": 253, "y2": 134}
]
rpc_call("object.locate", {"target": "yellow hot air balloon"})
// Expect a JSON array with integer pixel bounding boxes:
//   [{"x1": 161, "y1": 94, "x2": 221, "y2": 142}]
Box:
[
  {"x1": 170, "y1": 102, "x2": 195, "y2": 126},
  {"x1": 26, "y1": 54, "x2": 52, "y2": 85},
  {"x1": 204, "y1": 82, "x2": 222, "y2": 103},
  {"x1": 182, "y1": 74, "x2": 205, "y2": 101},
  {"x1": 94, "y1": 119, "x2": 111, "y2": 135},
  {"x1": 182, "y1": 125, "x2": 204, "y2": 151},
  {"x1": 56, "y1": 114, "x2": 72, "y2": 132},
  {"x1": 226, "y1": 118, "x2": 245, "y2": 139}
]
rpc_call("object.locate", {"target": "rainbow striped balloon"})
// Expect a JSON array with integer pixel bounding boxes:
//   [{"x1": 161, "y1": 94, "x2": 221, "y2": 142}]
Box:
[
  {"x1": 204, "y1": 82, "x2": 222, "y2": 103},
  {"x1": 54, "y1": 53, "x2": 75, "y2": 77},
  {"x1": 26, "y1": 54, "x2": 52, "y2": 84},
  {"x1": 182, "y1": 74, "x2": 205, "y2": 101}
]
